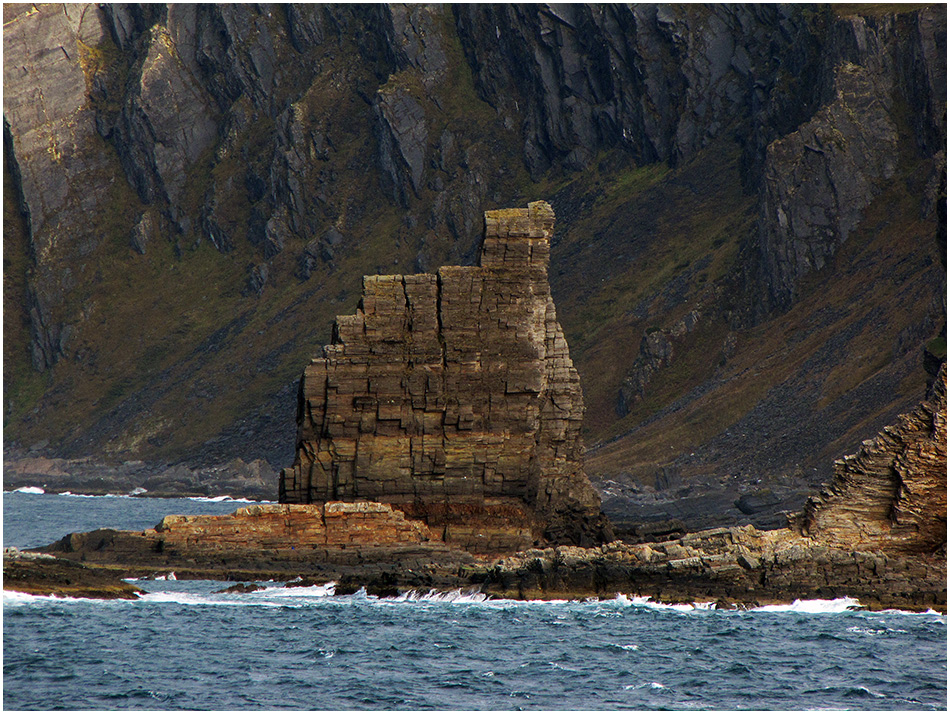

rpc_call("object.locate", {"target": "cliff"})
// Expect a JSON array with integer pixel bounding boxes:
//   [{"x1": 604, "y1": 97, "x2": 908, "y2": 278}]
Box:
[
  {"x1": 4, "y1": 5, "x2": 946, "y2": 534},
  {"x1": 281, "y1": 202, "x2": 608, "y2": 551}
]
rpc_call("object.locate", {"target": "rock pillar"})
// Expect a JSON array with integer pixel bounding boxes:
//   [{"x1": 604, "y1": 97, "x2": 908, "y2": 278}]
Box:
[{"x1": 281, "y1": 201, "x2": 609, "y2": 551}]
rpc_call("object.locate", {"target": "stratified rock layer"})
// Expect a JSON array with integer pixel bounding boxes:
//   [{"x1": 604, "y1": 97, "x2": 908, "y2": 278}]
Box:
[
  {"x1": 474, "y1": 526, "x2": 945, "y2": 612},
  {"x1": 40, "y1": 502, "x2": 475, "y2": 579},
  {"x1": 281, "y1": 202, "x2": 607, "y2": 551},
  {"x1": 155, "y1": 502, "x2": 433, "y2": 552},
  {"x1": 801, "y1": 364, "x2": 947, "y2": 554}
]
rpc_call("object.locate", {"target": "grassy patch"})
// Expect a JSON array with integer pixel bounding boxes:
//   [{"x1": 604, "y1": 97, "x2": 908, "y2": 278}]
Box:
[
  {"x1": 544, "y1": 136, "x2": 753, "y2": 436},
  {"x1": 602, "y1": 162, "x2": 671, "y2": 207}
]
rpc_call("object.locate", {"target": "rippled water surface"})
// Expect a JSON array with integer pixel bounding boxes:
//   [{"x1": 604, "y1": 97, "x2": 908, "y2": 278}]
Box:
[{"x1": 4, "y1": 492, "x2": 947, "y2": 710}]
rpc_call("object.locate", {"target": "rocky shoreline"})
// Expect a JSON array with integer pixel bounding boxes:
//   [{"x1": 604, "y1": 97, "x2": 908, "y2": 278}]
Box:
[
  {"x1": 5, "y1": 202, "x2": 944, "y2": 615},
  {"x1": 8, "y1": 524, "x2": 944, "y2": 613},
  {"x1": 9, "y1": 365, "x2": 944, "y2": 613},
  {"x1": 3, "y1": 548, "x2": 144, "y2": 600}
]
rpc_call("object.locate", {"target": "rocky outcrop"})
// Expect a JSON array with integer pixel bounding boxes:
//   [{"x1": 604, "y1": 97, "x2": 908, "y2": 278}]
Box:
[
  {"x1": 801, "y1": 364, "x2": 947, "y2": 554},
  {"x1": 281, "y1": 203, "x2": 609, "y2": 551},
  {"x1": 616, "y1": 311, "x2": 699, "y2": 417},
  {"x1": 373, "y1": 83, "x2": 428, "y2": 207},
  {"x1": 3, "y1": 547, "x2": 143, "y2": 600},
  {"x1": 3, "y1": 4, "x2": 944, "y2": 547},
  {"x1": 41, "y1": 502, "x2": 475, "y2": 579},
  {"x1": 483, "y1": 368, "x2": 947, "y2": 608},
  {"x1": 473, "y1": 527, "x2": 945, "y2": 612},
  {"x1": 156, "y1": 502, "x2": 433, "y2": 551},
  {"x1": 755, "y1": 6, "x2": 946, "y2": 312},
  {"x1": 26, "y1": 364, "x2": 946, "y2": 611},
  {"x1": 473, "y1": 371, "x2": 949, "y2": 609}
]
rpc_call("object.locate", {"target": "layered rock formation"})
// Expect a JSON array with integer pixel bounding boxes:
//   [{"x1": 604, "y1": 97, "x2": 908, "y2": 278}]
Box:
[
  {"x1": 474, "y1": 526, "x2": 945, "y2": 612},
  {"x1": 281, "y1": 202, "x2": 608, "y2": 551},
  {"x1": 476, "y1": 359, "x2": 948, "y2": 610},
  {"x1": 38, "y1": 501, "x2": 475, "y2": 584},
  {"x1": 801, "y1": 364, "x2": 947, "y2": 554},
  {"x1": 155, "y1": 502, "x2": 431, "y2": 553}
]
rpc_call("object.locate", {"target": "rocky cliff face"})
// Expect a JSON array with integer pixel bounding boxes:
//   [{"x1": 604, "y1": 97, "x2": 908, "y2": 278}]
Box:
[
  {"x1": 3, "y1": 5, "x2": 945, "y2": 535},
  {"x1": 281, "y1": 203, "x2": 607, "y2": 551},
  {"x1": 756, "y1": 9, "x2": 947, "y2": 312},
  {"x1": 3, "y1": 4, "x2": 118, "y2": 371}
]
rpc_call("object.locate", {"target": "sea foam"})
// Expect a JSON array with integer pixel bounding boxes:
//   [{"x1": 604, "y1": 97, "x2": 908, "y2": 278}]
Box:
[
  {"x1": 614, "y1": 593, "x2": 717, "y2": 611},
  {"x1": 391, "y1": 588, "x2": 489, "y2": 604},
  {"x1": 751, "y1": 597, "x2": 861, "y2": 613},
  {"x1": 2, "y1": 590, "x2": 138, "y2": 605}
]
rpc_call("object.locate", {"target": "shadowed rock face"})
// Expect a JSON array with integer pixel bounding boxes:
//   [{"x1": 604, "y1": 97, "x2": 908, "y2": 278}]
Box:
[{"x1": 280, "y1": 202, "x2": 610, "y2": 551}]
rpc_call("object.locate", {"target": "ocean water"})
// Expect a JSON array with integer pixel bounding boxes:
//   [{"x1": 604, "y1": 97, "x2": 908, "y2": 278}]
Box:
[
  {"x1": 4, "y1": 489, "x2": 264, "y2": 548},
  {"x1": 4, "y1": 492, "x2": 947, "y2": 710}
]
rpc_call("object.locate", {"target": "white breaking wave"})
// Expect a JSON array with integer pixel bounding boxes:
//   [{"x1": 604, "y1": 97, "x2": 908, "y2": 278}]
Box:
[
  {"x1": 613, "y1": 593, "x2": 717, "y2": 611},
  {"x1": 751, "y1": 597, "x2": 861, "y2": 613},
  {"x1": 877, "y1": 607, "x2": 947, "y2": 619},
  {"x1": 139, "y1": 591, "x2": 275, "y2": 607},
  {"x1": 607, "y1": 642, "x2": 639, "y2": 651},
  {"x1": 624, "y1": 681, "x2": 666, "y2": 690},
  {"x1": 140, "y1": 581, "x2": 338, "y2": 607},
  {"x1": 187, "y1": 495, "x2": 275, "y2": 503},
  {"x1": 259, "y1": 583, "x2": 336, "y2": 598},
  {"x1": 390, "y1": 588, "x2": 489, "y2": 603},
  {"x1": 8, "y1": 488, "x2": 272, "y2": 503},
  {"x1": 2, "y1": 590, "x2": 139, "y2": 605}
]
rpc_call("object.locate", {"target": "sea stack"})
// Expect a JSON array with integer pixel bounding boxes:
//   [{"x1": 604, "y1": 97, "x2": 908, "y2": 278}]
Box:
[{"x1": 281, "y1": 201, "x2": 610, "y2": 551}]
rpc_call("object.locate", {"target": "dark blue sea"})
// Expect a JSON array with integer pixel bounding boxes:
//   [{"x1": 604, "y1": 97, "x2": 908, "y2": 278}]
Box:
[{"x1": 4, "y1": 491, "x2": 947, "y2": 710}]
